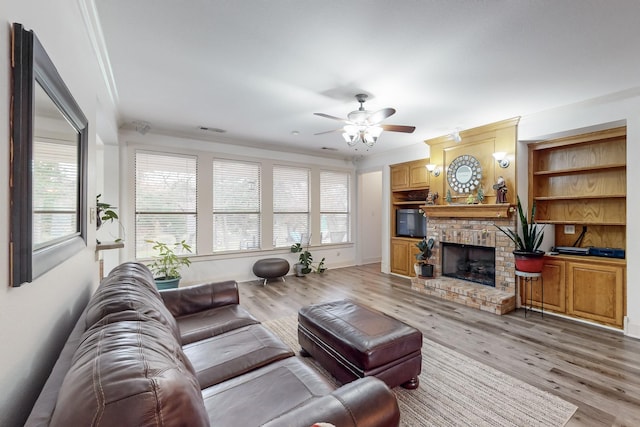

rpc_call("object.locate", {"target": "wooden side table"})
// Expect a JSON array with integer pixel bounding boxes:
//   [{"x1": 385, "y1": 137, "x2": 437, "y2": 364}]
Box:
[{"x1": 515, "y1": 270, "x2": 543, "y2": 318}]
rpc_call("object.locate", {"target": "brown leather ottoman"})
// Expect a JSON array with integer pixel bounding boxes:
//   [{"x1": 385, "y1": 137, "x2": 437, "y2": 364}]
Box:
[{"x1": 298, "y1": 299, "x2": 422, "y2": 389}]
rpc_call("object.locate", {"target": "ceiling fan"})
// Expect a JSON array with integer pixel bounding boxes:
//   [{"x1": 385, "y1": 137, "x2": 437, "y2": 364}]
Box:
[{"x1": 314, "y1": 94, "x2": 416, "y2": 148}]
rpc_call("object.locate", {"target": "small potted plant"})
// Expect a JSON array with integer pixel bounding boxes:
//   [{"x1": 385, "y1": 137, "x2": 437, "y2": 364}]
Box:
[
  {"x1": 290, "y1": 242, "x2": 313, "y2": 276},
  {"x1": 96, "y1": 194, "x2": 119, "y2": 229},
  {"x1": 414, "y1": 237, "x2": 435, "y2": 277},
  {"x1": 146, "y1": 239, "x2": 193, "y2": 289},
  {"x1": 495, "y1": 196, "x2": 545, "y2": 272},
  {"x1": 96, "y1": 194, "x2": 124, "y2": 245}
]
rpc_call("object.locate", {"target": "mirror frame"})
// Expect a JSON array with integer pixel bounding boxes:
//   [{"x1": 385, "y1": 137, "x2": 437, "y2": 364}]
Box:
[{"x1": 10, "y1": 23, "x2": 88, "y2": 286}]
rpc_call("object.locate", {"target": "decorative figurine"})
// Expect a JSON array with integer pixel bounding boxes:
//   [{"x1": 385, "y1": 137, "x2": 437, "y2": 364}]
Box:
[
  {"x1": 493, "y1": 176, "x2": 508, "y2": 203},
  {"x1": 466, "y1": 193, "x2": 475, "y2": 204},
  {"x1": 476, "y1": 185, "x2": 485, "y2": 204},
  {"x1": 445, "y1": 189, "x2": 452, "y2": 204},
  {"x1": 426, "y1": 191, "x2": 439, "y2": 205}
]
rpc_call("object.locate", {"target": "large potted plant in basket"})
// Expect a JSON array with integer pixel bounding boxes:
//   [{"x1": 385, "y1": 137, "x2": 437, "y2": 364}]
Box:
[
  {"x1": 414, "y1": 237, "x2": 435, "y2": 277},
  {"x1": 146, "y1": 239, "x2": 193, "y2": 290},
  {"x1": 495, "y1": 196, "x2": 545, "y2": 273}
]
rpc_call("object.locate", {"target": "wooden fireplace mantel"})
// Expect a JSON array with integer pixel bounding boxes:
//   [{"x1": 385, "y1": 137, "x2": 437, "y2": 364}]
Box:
[{"x1": 420, "y1": 204, "x2": 514, "y2": 219}]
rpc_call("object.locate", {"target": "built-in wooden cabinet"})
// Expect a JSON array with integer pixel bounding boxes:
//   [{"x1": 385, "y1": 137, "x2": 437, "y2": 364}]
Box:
[
  {"x1": 526, "y1": 126, "x2": 626, "y2": 329},
  {"x1": 390, "y1": 238, "x2": 421, "y2": 276},
  {"x1": 391, "y1": 160, "x2": 430, "y2": 191},
  {"x1": 567, "y1": 261, "x2": 625, "y2": 328},
  {"x1": 390, "y1": 159, "x2": 429, "y2": 276},
  {"x1": 529, "y1": 126, "x2": 626, "y2": 248},
  {"x1": 521, "y1": 258, "x2": 566, "y2": 313},
  {"x1": 521, "y1": 255, "x2": 625, "y2": 328},
  {"x1": 391, "y1": 164, "x2": 410, "y2": 190}
]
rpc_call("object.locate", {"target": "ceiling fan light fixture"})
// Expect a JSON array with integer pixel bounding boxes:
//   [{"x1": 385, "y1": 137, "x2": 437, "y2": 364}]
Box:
[
  {"x1": 314, "y1": 94, "x2": 415, "y2": 150},
  {"x1": 367, "y1": 125, "x2": 383, "y2": 138}
]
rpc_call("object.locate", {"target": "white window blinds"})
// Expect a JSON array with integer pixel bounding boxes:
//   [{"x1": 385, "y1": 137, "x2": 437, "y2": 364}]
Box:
[
  {"x1": 135, "y1": 151, "x2": 197, "y2": 258},
  {"x1": 213, "y1": 159, "x2": 261, "y2": 251},
  {"x1": 273, "y1": 165, "x2": 309, "y2": 247},
  {"x1": 32, "y1": 138, "x2": 79, "y2": 248},
  {"x1": 320, "y1": 170, "x2": 350, "y2": 243}
]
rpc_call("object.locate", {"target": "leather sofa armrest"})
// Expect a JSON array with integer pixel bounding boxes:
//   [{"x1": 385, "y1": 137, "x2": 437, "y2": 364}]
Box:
[
  {"x1": 262, "y1": 377, "x2": 400, "y2": 427},
  {"x1": 160, "y1": 280, "x2": 240, "y2": 317}
]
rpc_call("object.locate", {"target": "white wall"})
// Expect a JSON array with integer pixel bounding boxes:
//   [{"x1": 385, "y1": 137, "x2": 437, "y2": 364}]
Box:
[
  {"x1": 0, "y1": 1, "x2": 114, "y2": 425},
  {"x1": 357, "y1": 171, "x2": 383, "y2": 265}
]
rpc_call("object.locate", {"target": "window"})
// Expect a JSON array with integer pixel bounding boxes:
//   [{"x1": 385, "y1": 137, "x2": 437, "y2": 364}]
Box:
[
  {"x1": 273, "y1": 165, "x2": 309, "y2": 247},
  {"x1": 135, "y1": 152, "x2": 197, "y2": 258},
  {"x1": 33, "y1": 135, "x2": 80, "y2": 249},
  {"x1": 213, "y1": 159, "x2": 261, "y2": 251},
  {"x1": 320, "y1": 171, "x2": 350, "y2": 243}
]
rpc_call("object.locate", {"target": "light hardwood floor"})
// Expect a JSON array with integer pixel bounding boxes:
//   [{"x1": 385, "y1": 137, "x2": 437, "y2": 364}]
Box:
[{"x1": 238, "y1": 263, "x2": 640, "y2": 427}]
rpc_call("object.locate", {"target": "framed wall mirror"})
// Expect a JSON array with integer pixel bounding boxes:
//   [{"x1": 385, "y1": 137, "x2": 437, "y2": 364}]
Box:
[{"x1": 10, "y1": 23, "x2": 88, "y2": 286}]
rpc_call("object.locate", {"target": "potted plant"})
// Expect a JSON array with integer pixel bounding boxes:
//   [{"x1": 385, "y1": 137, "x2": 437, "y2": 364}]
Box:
[
  {"x1": 315, "y1": 257, "x2": 327, "y2": 273},
  {"x1": 146, "y1": 239, "x2": 193, "y2": 289},
  {"x1": 290, "y1": 242, "x2": 313, "y2": 276},
  {"x1": 495, "y1": 196, "x2": 545, "y2": 273},
  {"x1": 96, "y1": 194, "x2": 119, "y2": 229},
  {"x1": 96, "y1": 194, "x2": 124, "y2": 245},
  {"x1": 414, "y1": 237, "x2": 435, "y2": 277}
]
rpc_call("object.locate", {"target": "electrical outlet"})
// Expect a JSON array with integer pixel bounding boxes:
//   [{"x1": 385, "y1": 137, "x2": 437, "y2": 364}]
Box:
[{"x1": 564, "y1": 225, "x2": 575, "y2": 234}]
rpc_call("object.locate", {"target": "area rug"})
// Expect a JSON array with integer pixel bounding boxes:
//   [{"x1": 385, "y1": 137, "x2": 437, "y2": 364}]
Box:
[{"x1": 263, "y1": 316, "x2": 578, "y2": 427}]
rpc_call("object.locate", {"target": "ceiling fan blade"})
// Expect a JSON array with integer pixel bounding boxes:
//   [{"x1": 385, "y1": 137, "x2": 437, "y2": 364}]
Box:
[
  {"x1": 314, "y1": 128, "x2": 342, "y2": 135},
  {"x1": 381, "y1": 124, "x2": 416, "y2": 133},
  {"x1": 314, "y1": 112, "x2": 349, "y2": 123},
  {"x1": 367, "y1": 108, "x2": 396, "y2": 124}
]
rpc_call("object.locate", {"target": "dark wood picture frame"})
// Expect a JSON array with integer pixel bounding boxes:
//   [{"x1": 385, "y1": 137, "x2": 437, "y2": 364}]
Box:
[{"x1": 10, "y1": 23, "x2": 88, "y2": 286}]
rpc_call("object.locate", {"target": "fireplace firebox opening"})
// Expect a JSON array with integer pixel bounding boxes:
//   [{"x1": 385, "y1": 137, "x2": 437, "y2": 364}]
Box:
[{"x1": 441, "y1": 242, "x2": 496, "y2": 287}]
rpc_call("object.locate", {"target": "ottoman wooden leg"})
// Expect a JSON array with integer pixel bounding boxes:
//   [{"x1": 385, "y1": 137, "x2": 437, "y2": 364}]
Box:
[
  {"x1": 299, "y1": 348, "x2": 311, "y2": 357},
  {"x1": 401, "y1": 377, "x2": 419, "y2": 390}
]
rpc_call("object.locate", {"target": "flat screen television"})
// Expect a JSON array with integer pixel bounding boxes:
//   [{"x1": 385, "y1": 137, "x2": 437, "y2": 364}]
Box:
[{"x1": 396, "y1": 208, "x2": 427, "y2": 238}]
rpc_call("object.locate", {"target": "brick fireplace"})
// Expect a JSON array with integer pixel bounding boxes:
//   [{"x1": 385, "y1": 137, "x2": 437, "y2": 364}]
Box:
[{"x1": 411, "y1": 205, "x2": 517, "y2": 315}]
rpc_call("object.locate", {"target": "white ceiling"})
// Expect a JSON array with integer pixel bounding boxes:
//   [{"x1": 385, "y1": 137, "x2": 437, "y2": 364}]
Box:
[{"x1": 93, "y1": 0, "x2": 640, "y2": 158}]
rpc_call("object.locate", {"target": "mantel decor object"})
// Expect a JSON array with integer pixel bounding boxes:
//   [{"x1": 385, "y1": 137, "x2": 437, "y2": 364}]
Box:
[{"x1": 447, "y1": 155, "x2": 482, "y2": 194}]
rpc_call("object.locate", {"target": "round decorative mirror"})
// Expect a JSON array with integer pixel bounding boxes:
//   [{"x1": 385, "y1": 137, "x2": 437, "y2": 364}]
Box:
[{"x1": 447, "y1": 155, "x2": 482, "y2": 193}]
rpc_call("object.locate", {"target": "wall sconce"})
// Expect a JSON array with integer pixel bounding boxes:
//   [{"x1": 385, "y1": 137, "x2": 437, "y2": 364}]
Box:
[
  {"x1": 451, "y1": 130, "x2": 462, "y2": 143},
  {"x1": 493, "y1": 152, "x2": 510, "y2": 168},
  {"x1": 426, "y1": 163, "x2": 441, "y2": 177}
]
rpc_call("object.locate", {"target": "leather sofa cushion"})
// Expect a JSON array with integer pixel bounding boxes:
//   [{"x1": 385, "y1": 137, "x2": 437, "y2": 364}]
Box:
[
  {"x1": 183, "y1": 324, "x2": 294, "y2": 389},
  {"x1": 50, "y1": 319, "x2": 207, "y2": 427},
  {"x1": 85, "y1": 263, "x2": 181, "y2": 340},
  {"x1": 201, "y1": 358, "x2": 334, "y2": 426},
  {"x1": 176, "y1": 304, "x2": 259, "y2": 345}
]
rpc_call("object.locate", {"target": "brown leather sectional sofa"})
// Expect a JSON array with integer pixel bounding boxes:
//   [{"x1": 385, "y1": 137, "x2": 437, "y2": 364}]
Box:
[{"x1": 25, "y1": 262, "x2": 400, "y2": 426}]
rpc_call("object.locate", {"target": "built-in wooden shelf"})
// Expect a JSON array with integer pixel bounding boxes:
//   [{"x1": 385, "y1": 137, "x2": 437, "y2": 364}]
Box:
[
  {"x1": 536, "y1": 219, "x2": 626, "y2": 225},
  {"x1": 420, "y1": 204, "x2": 513, "y2": 219},
  {"x1": 534, "y1": 194, "x2": 626, "y2": 201},
  {"x1": 533, "y1": 163, "x2": 626, "y2": 177},
  {"x1": 394, "y1": 200, "x2": 426, "y2": 205}
]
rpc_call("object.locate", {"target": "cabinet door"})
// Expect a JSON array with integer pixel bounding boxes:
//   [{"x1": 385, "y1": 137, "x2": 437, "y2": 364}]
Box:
[
  {"x1": 520, "y1": 259, "x2": 565, "y2": 313},
  {"x1": 391, "y1": 165, "x2": 410, "y2": 190},
  {"x1": 390, "y1": 240, "x2": 410, "y2": 275},
  {"x1": 409, "y1": 162, "x2": 429, "y2": 188},
  {"x1": 567, "y1": 262, "x2": 624, "y2": 328}
]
